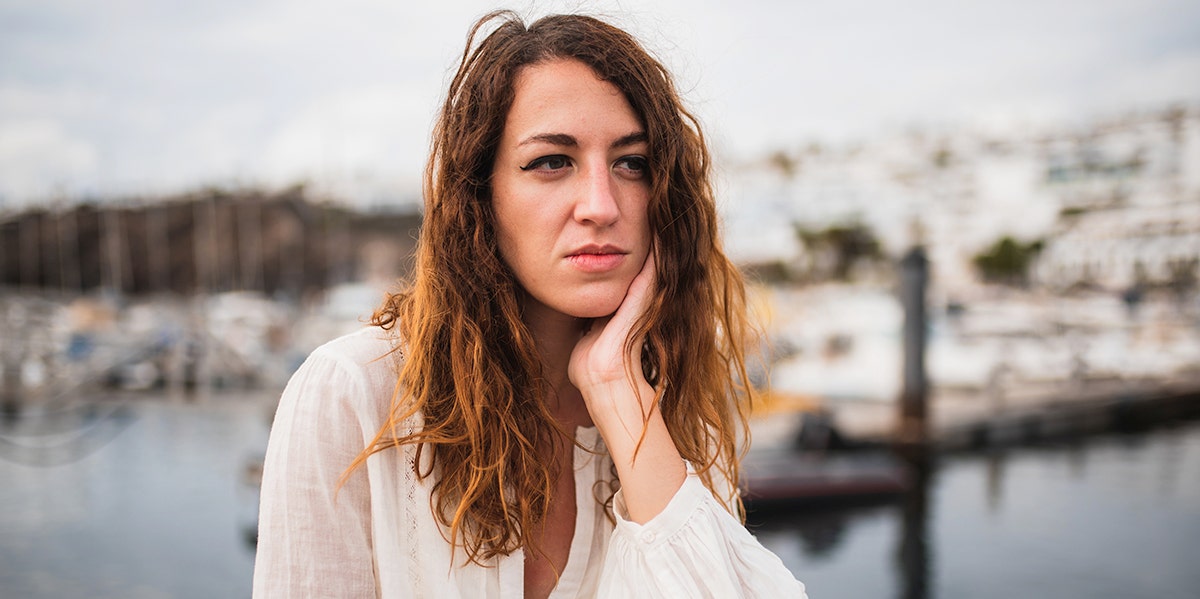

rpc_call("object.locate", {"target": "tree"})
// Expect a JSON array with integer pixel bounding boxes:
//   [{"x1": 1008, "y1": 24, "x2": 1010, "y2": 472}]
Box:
[
  {"x1": 972, "y1": 236, "x2": 1044, "y2": 286},
  {"x1": 793, "y1": 221, "x2": 885, "y2": 282}
]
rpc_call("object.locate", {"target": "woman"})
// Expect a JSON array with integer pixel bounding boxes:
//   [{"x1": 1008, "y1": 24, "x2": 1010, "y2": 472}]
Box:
[{"x1": 253, "y1": 10, "x2": 807, "y2": 598}]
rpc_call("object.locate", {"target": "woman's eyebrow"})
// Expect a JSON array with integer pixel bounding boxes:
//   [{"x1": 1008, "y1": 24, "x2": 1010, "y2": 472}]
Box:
[
  {"x1": 516, "y1": 131, "x2": 647, "y2": 149},
  {"x1": 611, "y1": 131, "x2": 647, "y2": 149},
  {"x1": 518, "y1": 133, "x2": 577, "y2": 147}
]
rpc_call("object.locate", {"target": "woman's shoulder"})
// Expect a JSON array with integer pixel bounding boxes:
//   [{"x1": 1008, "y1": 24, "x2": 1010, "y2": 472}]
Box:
[
  {"x1": 309, "y1": 325, "x2": 402, "y2": 371},
  {"x1": 286, "y1": 325, "x2": 404, "y2": 416}
]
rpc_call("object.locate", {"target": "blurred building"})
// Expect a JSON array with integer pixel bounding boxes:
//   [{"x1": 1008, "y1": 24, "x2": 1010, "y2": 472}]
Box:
[
  {"x1": 1034, "y1": 107, "x2": 1199, "y2": 292},
  {"x1": 0, "y1": 186, "x2": 421, "y2": 298},
  {"x1": 721, "y1": 103, "x2": 1199, "y2": 297}
]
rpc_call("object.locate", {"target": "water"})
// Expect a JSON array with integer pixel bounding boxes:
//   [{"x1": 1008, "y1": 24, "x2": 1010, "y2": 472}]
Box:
[
  {"x1": 753, "y1": 421, "x2": 1200, "y2": 598},
  {"x1": 0, "y1": 394, "x2": 271, "y2": 599},
  {"x1": 2, "y1": 396, "x2": 1198, "y2": 598}
]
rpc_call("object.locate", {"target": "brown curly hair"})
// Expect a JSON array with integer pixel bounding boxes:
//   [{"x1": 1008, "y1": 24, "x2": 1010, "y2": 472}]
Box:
[{"x1": 345, "y1": 10, "x2": 758, "y2": 565}]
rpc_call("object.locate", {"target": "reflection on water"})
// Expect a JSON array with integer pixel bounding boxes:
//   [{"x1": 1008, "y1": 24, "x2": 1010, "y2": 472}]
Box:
[
  {"x1": 0, "y1": 401, "x2": 139, "y2": 467},
  {"x1": 897, "y1": 451, "x2": 931, "y2": 599},
  {"x1": 750, "y1": 499, "x2": 897, "y2": 557},
  {"x1": 0, "y1": 394, "x2": 271, "y2": 599},
  {"x1": 2, "y1": 395, "x2": 1198, "y2": 598},
  {"x1": 754, "y1": 420, "x2": 1200, "y2": 599}
]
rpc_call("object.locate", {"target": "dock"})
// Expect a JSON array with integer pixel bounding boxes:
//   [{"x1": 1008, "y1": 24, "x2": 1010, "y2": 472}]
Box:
[
  {"x1": 829, "y1": 373, "x2": 1200, "y2": 451},
  {"x1": 741, "y1": 448, "x2": 910, "y2": 511}
]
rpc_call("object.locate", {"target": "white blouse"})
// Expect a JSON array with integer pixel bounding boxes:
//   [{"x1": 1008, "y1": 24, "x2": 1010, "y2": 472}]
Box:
[{"x1": 253, "y1": 326, "x2": 807, "y2": 598}]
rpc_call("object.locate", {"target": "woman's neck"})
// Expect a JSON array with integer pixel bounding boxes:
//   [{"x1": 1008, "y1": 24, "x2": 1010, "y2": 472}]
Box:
[{"x1": 521, "y1": 299, "x2": 594, "y2": 428}]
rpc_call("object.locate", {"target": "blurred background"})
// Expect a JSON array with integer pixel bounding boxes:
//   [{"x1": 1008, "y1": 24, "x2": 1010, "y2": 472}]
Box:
[{"x1": 2, "y1": 1, "x2": 1198, "y2": 597}]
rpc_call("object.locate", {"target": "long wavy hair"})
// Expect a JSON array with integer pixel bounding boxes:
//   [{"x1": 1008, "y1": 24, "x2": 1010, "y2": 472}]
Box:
[{"x1": 346, "y1": 10, "x2": 758, "y2": 565}]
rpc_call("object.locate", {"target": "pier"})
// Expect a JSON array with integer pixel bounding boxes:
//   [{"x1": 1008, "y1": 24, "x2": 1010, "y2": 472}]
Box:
[{"x1": 827, "y1": 374, "x2": 1200, "y2": 452}]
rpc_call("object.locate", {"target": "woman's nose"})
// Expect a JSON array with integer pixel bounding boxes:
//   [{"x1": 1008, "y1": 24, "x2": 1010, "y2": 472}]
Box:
[{"x1": 573, "y1": 165, "x2": 620, "y2": 226}]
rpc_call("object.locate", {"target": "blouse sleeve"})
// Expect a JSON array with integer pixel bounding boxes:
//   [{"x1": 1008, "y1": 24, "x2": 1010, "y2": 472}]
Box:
[
  {"x1": 598, "y1": 473, "x2": 808, "y2": 598},
  {"x1": 252, "y1": 346, "x2": 378, "y2": 598}
]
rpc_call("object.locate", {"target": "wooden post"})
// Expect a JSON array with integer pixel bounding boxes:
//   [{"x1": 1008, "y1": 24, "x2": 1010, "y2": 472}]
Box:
[
  {"x1": 149, "y1": 202, "x2": 171, "y2": 293},
  {"x1": 238, "y1": 199, "x2": 262, "y2": 291},
  {"x1": 1, "y1": 300, "x2": 22, "y2": 417},
  {"x1": 898, "y1": 246, "x2": 930, "y2": 445},
  {"x1": 193, "y1": 199, "x2": 206, "y2": 293},
  {"x1": 102, "y1": 207, "x2": 125, "y2": 295},
  {"x1": 897, "y1": 244, "x2": 933, "y2": 597},
  {"x1": 19, "y1": 212, "x2": 39, "y2": 289},
  {"x1": 59, "y1": 205, "x2": 82, "y2": 294}
]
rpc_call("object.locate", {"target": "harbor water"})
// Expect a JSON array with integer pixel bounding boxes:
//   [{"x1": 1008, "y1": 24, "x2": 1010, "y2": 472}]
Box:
[{"x1": 1, "y1": 393, "x2": 1198, "y2": 598}]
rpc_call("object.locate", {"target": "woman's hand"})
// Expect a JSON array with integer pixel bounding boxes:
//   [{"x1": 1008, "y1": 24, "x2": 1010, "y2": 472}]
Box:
[
  {"x1": 567, "y1": 251, "x2": 657, "y2": 409},
  {"x1": 568, "y1": 251, "x2": 686, "y2": 524}
]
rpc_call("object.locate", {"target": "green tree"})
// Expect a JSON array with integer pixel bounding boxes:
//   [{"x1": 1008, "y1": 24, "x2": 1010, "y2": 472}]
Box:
[
  {"x1": 793, "y1": 221, "x2": 884, "y2": 281},
  {"x1": 972, "y1": 236, "x2": 1044, "y2": 286}
]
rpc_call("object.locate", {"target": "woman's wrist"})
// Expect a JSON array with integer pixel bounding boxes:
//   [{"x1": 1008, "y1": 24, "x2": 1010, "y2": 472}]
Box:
[{"x1": 584, "y1": 379, "x2": 687, "y2": 523}]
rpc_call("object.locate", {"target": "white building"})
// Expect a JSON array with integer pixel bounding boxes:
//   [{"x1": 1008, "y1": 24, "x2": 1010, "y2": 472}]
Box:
[
  {"x1": 720, "y1": 104, "x2": 1200, "y2": 295},
  {"x1": 1033, "y1": 107, "x2": 1200, "y2": 291}
]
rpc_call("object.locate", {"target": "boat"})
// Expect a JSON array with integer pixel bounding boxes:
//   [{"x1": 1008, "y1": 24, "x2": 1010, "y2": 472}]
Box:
[{"x1": 741, "y1": 399, "x2": 911, "y2": 510}]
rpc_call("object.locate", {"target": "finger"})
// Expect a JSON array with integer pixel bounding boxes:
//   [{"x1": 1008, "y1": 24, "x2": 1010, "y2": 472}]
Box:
[
  {"x1": 606, "y1": 250, "x2": 657, "y2": 337},
  {"x1": 627, "y1": 250, "x2": 656, "y2": 303}
]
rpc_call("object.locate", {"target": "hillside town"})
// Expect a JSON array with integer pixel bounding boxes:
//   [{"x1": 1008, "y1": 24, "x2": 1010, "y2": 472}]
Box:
[
  {"x1": 717, "y1": 104, "x2": 1200, "y2": 440},
  {"x1": 724, "y1": 104, "x2": 1198, "y2": 293},
  {"x1": 1, "y1": 104, "x2": 1198, "y2": 439}
]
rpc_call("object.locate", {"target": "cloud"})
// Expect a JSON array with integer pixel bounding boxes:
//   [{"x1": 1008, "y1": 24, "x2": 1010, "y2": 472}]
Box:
[
  {"x1": 1, "y1": 0, "x2": 1197, "y2": 203},
  {"x1": 259, "y1": 85, "x2": 436, "y2": 195},
  {"x1": 0, "y1": 118, "x2": 97, "y2": 203}
]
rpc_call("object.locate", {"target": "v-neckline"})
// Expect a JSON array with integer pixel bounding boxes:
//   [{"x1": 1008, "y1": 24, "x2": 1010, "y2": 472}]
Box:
[{"x1": 546, "y1": 426, "x2": 601, "y2": 598}]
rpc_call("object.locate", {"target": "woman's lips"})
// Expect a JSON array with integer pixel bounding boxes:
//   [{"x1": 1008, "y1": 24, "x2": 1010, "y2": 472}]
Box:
[{"x1": 566, "y1": 245, "x2": 627, "y2": 273}]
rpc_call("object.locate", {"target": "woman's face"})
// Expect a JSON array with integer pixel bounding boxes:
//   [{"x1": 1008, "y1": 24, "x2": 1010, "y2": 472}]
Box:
[{"x1": 491, "y1": 59, "x2": 652, "y2": 321}]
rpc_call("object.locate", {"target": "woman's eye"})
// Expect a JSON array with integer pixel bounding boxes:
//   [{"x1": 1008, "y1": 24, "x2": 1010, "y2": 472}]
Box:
[
  {"x1": 615, "y1": 155, "x2": 649, "y2": 179},
  {"x1": 520, "y1": 155, "x2": 571, "y2": 172}
]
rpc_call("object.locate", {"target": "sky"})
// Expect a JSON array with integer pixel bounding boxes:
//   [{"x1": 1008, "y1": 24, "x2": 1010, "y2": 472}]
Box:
[{"x1": 1, "y1": 0, "x2": 1198, "y2": 208}]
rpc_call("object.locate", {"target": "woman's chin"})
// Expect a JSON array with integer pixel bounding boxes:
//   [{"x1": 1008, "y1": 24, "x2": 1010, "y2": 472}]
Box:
[
  {"x1": 566, "y1": 298, "x2": 623, "y2": 319},
  {"x1": 520, "y1": 280, "x2": 635, "y2": 322},
  {"x1": 519, "y1": 290, "x2": 625, "y2": 322},
  {"x1": 562, "y1": 289, "x2": 631, "y2": 319}
]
